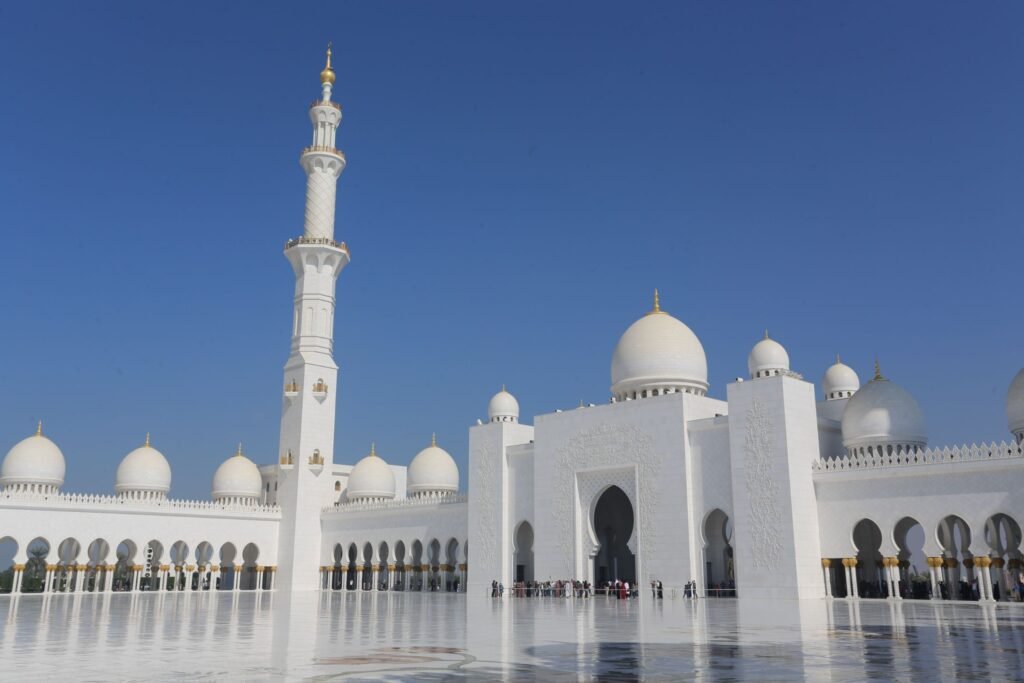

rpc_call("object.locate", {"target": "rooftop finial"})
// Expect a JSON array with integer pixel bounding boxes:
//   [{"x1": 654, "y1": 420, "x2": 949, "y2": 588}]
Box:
[
  {"x1": 501, "y1": 383, "x2": 506, "y2": 392},
  {"x1": 764, "y1": 328, "x2": 770, "y2": 340},
  {"x1": 236, "y1": 442, "x2": 244, "y2": 457},
  {"x1": 835, "y1": 353, "x2": 841, "y2": 364},
  {"x1": 431, "y1": 432, "x2": 437, "y2": 447},
  {"x1": 320, "y1": 42, "x2": 336, "y2": 86},
  {"x1": 370, "y1": 441, "x2": 377, "y2": 457},
  {"x1": 874, "y1": 358, "x2": 885, "y2": 381},
  {"x1": 36, "y1": 421, "x2": 42, "y2": 436},
  {"x1": 144, "y1": 432, "x2": 151, "y2": 447},
  {"x1": 652, "y1": 288, "x2": 661, "y2": 313}
]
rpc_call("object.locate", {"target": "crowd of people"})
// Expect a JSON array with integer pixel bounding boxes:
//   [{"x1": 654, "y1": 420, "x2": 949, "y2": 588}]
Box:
[{"x1": 490, "y1": 578, "x2": 705, "y2": 599}]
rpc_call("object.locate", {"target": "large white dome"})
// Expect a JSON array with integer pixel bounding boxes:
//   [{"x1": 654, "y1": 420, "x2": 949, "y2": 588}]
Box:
[
  {"x1": 748, "y1": 333, "x2": 790, "y2": 378},
  {"x1": 346, "y1": 444, "x2": 396, "y2": 502},
  {"x1": 1007, "y1": 368, "x2": 1024, "y2": 440},
  {"x1": 212, "y1": 444, "x2": 263, "y2": 502},
  {"x1": 823, "y1": 356, "x2": 860, "y2": 400},
  {"x1": 0, "y1": 424, "x2": 65, "y2": 491},
  {"x1": 407, "y1": 435, "x2": 459, "y2": 496},
  {"x1": 841, "y1": 367, "x2": 926, "y2": 452},
  {"x1": 488, "y1": 386, "x2": 519, "y2": 423},
  {"x1": 115, "y1": 435, "x2": 172, "y2": 496},
  {"x1": 611, "y1": 291, "x2": 708, "y2": 399}
]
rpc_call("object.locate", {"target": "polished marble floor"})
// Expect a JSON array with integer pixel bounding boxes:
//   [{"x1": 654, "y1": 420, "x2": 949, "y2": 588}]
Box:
[{"x1": 1, "y1": 591, "x2": 1023, "y2": 681}]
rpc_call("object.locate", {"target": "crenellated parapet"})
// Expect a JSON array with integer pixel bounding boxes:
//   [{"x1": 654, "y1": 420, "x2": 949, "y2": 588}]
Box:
[
  {"x1": 0, "y1": 489, "x2": 282, "y2": 516},
  {"x1": 813, "y1": 440, "x2": 1024, "y2": 474},
  {"x1": 322, "y1": 494, "x2": 467, "y2": 515}
]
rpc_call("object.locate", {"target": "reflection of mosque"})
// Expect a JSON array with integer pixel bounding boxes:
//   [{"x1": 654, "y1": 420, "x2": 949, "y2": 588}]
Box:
[{"x1": 2, "y1": 47, "x2": 1024, "y2": 605}]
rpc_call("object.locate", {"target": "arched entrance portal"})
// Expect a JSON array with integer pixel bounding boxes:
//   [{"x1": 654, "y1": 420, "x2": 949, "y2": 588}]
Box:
[
  {"x1": 593, "y1": 486, "x2": 635, "y2": 588},
  {"x1": 703, "y1": 509, "x2": 735, "y2": 597},
  {"x1": 514, "y1": 522, "x2": 534, "y2": 584}
]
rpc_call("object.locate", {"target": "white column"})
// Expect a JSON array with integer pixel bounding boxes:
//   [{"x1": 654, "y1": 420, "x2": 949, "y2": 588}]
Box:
[
  {"x1": 849, "y1": 561, "x2": 859, "y2": 598},
  {"x1": 268, "y1": 567, "x2": 276, "y2": 591},
  {"x1": 822, "y1": 562, "x2": 832, "y2": 598},
  {"x1": 256, "y1": 568, "x2": 265, "y2": 592},
  {"x1": 234, "y1": 565, "x2": 243, "y2": 592},
  {"x1": 372, "y1": 565, "x2": 379, "y2": 591}
]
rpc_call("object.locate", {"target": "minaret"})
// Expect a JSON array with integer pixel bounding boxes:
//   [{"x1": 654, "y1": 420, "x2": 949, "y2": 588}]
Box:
[{"x1": 275, "y1": 45, "x2": 350, "y2": 592}]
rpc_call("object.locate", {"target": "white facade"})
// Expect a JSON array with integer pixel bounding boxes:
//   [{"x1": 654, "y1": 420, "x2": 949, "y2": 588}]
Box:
[{"x1": 3, "y1": 50, "x2": 1024, "y2": 604}]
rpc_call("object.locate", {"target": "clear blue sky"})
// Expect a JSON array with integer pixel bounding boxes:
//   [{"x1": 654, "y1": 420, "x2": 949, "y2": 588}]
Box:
[{"x1": 1, "y1": 3, "x2": 1021, "y2": 499}]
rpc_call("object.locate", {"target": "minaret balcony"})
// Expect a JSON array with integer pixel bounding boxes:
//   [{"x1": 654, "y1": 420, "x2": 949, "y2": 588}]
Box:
[
  {"x1": 284, "y1": 380, "x2": 300, "y2": 401},
  {"x1": 300, "y1": 145, "x2": 345, "y2": 161},
  {"x1": 279, "y1": 451, "x2": 295, "y2": 470},
  {"x1": 310, "y1": 100, "x2": 342, "y2": 112},
  {"x1": 284, "y1": 236, "x2": 349, "y2": 254}
]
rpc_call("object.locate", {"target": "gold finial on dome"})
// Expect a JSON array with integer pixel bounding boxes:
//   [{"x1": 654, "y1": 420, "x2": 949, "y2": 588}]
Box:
[
  {"x1": 835, "y1": 353, "x2": 841, "y2": 364},
  {"x1": 646, "y1": 288, "x2": 664, "y2": 316},
  {"x1": 36, "y1": 421, "x2": 42, "y2": 436},
  {"x1": 144, "y1": 432, "x2": 151, "y2": 447},
  {"x1": 764, "y1": 328, "x2": 770, "y2": 340},
  {"x1": 236, "y1": 442, "x2": 244, "y2": 458},
  {"x1": 873, "y1": 358, "x2": 885, "y2": 381},
  {"x1": 431, "y1": 433, "x2": 437, "y2": 447},
  {"x1": 369, "y1": 441, "x2": 377, "y2": 457},
  {"x1": 320, "y1": 42, "x2": 336, "y2": 85},
  {"x1": 501, "y1": 383, "x2": 506, "y2": 392}
]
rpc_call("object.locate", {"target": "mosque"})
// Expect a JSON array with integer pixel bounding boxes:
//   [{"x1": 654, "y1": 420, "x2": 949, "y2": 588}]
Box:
[{"x1": 2, "y1": 49, "x2": 1023, "y2": 603}]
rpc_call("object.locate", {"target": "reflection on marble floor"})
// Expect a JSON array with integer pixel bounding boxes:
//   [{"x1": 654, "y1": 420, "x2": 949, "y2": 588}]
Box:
[{"x1": 2, "y1": 592, "x2": 1024, "y2": 681}]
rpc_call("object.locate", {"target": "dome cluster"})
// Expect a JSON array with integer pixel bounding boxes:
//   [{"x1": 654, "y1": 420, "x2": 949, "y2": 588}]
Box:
[
  {"x1": 344, "y1": 438, "x2": 460, "y2": 503},
  {"x1": 0, "y1": 428, "x2": 264, "y2": 505}
]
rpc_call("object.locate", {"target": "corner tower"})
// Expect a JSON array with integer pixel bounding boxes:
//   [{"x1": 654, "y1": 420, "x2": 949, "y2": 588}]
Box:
[{"x1": 276, "y1": 45, "x2": 350, "y2": 592}]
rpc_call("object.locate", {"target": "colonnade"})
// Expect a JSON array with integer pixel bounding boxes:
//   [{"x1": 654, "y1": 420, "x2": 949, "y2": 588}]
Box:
[
  {"x1": 319, "y1": 562, "x2": 467, "y2": 592},
  {"x1": 5, "y1": 562, "x2": 277, "y2": 594},
  {"x1": 822, "y1": 555, "x2": 1016, "y2": 602}
]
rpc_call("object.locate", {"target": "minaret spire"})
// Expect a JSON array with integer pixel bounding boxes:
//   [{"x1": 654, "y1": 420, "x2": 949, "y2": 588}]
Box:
[{"x1": 320, "y1": 42, "x2": 336, "y2": 102}]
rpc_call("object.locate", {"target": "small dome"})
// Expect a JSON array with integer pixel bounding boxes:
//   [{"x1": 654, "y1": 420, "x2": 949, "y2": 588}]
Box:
[
  {"x1": 611, "y1": 290, "x2": 708, "y2": 399},
  {"x1": 1006, "y1": 369, "x2": 1024, "y2": 439},
  {"x1": 488, "y1": 386, "x2": 520, "y2": 423},
  {"x1": 748, "y1": 332, "x2": 790, "y2": 378},
  {"x1": 842, "y1": 365, "x2": 926, "y2": 452},
  {"x1": 212, "y1": 444, "x2": 263, "y2": 502},
  {"x1": 823, "y1": 356, "x2": 860, "y2": 400},
  {"x1": 0, "y1": 424, "x2": 65, "y2": 491},
  {"x1": 346, "y1": 443, "x2": 396, "y2": 501},
  {"x1": 407, "y1": 435, "x2": 459, "y2": 496},
  {"x1": 115, "y1": 435, "x2": 172, "y2": 496}
]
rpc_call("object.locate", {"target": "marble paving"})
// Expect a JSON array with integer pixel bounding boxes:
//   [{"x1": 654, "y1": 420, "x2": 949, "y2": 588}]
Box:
[{"x1": 2, "y1": 591, "x2": 1023, "y2": 681}]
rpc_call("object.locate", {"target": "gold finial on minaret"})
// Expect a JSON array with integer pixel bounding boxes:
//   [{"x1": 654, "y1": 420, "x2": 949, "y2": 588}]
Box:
[
  {"x1": 36, "y1": 421, "x2": 42, "y2": 436},
  {"x1": 320, "y1": 42, "x2": 336, "y2": 85},
  {"x1": 431, "y1": 433, "x2": 437, "y2": 447},
  {"x1": 144, "y1": 432, "x2": 151, "y2": 447},
  {"x1": 236, "y1": 442, "x2": 244, "y2": 458},
  {"x1": 873, "y1": 358, "x2": 884, "y2": 381}
]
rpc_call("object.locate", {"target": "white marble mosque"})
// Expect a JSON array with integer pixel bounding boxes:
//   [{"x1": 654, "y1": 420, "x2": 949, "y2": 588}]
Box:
[{"x1": 3, "y1": 48, "x2": 1024, "y2": 609}]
